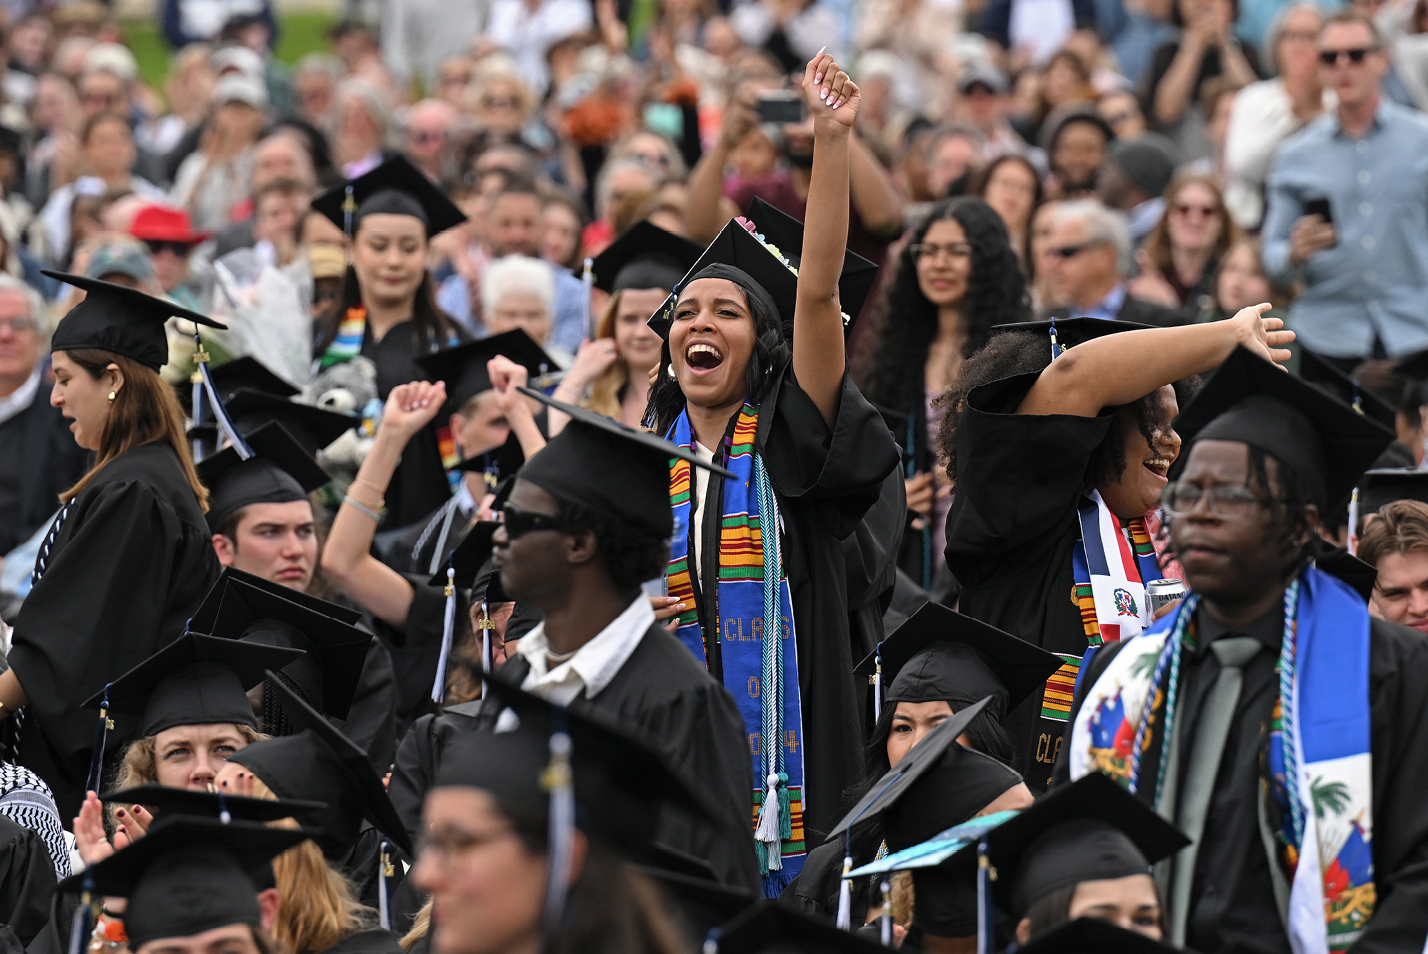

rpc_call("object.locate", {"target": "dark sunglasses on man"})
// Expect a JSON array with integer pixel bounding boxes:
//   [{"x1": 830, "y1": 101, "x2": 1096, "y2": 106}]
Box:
[
  {"x1": 143, "y1": 239, "x2": 194, "y2": 256},
  {"x1": 500, "y1": 504, "x2": 565, "y2": 538},
  {"x1": 1319, "y1": 46, "x2": 1376, "y2": 65}
]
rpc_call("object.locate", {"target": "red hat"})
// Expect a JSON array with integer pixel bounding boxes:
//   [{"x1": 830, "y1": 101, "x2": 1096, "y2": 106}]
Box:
[{"x1": 128, "y1": 204, "x2": 210, "y2": 244}]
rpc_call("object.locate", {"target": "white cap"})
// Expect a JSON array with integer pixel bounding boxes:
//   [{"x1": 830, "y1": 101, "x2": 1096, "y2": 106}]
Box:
[
  {"x1": 83, "y1": 42, "x2": 138, "y2": 82},
  {"x1": 210, "y1": 45, "x2": 265, "y2": 80},
  {"x1": 212, "y1": 74, "x2": 269, "y2": 109}
]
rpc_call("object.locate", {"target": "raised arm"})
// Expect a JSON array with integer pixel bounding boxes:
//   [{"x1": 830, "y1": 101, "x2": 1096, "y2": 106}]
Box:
[
  {"x1": 792, "y1": 51, "x2": 858, "y2": 426},
  {"x1": 321, "y1": 381, "x2": 446, "y2": 628},
  {"x1": 1017, "y1": 305, "x2": 1293, "y2": 417}
]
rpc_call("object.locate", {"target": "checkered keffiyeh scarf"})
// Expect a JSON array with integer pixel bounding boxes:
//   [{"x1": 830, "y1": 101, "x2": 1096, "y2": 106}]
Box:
[{"x1": 0, "y1": 764, "x2": 69, "y2": 879}]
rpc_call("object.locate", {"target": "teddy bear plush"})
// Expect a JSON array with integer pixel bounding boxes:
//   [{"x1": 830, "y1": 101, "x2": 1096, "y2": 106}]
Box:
[{"x1": 303, "y1": 357, "x2": 381, "y2": 478}]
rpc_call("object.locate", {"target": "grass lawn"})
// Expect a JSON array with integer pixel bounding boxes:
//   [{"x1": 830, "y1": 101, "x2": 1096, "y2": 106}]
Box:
[{"x1": 118, "y1": 10, "x2": 339, "y2": 89}]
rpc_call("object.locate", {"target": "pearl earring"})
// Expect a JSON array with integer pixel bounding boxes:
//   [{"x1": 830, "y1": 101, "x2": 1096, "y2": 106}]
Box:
[{"x1": 107, "y1": 391, "x2": 116, "y2": 404}]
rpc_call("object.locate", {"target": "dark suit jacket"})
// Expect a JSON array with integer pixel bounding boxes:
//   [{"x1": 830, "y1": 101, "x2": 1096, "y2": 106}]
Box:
[
  {"x1": 1040, "y1": 292, "x2": 1191, "y2": 328},
  {"x1": 0, "y1": 378, "x2": 87, "y2": 555}
]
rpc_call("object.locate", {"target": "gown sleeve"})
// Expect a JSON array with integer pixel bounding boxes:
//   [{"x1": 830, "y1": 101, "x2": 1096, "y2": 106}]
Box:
[
  {"x1": 761, "y1": 370, "x2": 901, "y2": 541},
  {"x1": 0, "y1": 816, "x2": 57, "y2": 945},
  {"x1": 334, "y1": 637, "x2": 398, "y2": 775},
  {"x1": 10, "y1": 480, "x2": 185, "y2": 765},
  {"x1": 943, "y1": 371, "x2": 1115, "y2": 584},
  {"x1": 389, "y1": 712, "x2": 438, "y2": 848}
]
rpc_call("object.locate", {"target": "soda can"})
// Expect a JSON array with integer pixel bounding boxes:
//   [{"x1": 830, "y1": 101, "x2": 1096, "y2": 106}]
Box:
[{"x1": 1146, "y1": 579, "x2": 1186, "y2": 615}]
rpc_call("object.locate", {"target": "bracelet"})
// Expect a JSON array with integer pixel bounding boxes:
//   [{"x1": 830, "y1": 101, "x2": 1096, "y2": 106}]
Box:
[
  {"x1": 352, "y1": 476, "x2": 386, "y2": 496},
  {"x1": 343, "y1": 495, "x2": 382, "y2": 522}
]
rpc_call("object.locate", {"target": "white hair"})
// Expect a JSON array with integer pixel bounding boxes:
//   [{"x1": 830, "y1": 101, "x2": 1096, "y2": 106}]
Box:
[
  {"x1": 1053, "y1": 199, "x2": 1132, "y2": 274},
  {"x1": 0, "y1": 274, "x2": 49, "y2": 339},
  {"x1": 481, "y1": 255, "x2": 554, "y2": 318}
]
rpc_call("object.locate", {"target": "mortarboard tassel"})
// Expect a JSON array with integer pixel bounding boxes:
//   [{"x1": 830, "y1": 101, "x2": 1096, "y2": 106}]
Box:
[
  {"x1": 1352, "y1": 381, "x2": 1364, "y2": 416},
  {"x1": 342, "y1": 185, "x2": 356, "y2": 237},
  {"x1": 431, "y1": 568, "x2": 457, "y2": 704},
  {"x1": 377, "y1": 840, "x2": 392, "y2": 930},
  {"x1": 580, "y1": 257, "x2": 594, "y2": 343},
  {"x1": 754, "y1": 772, "x2": 782, "y2": 872},
  {"x1": 702, "y1": 929, "x2": 720, "y2": 954},
  {"x1": 1348, "y1": 487, "x2": 1361, "y2": 556},
  {"x1": 976, "y1": 839, "x2": 995, "y2": 954},
  {"x1": 835, "y1": 851, "x2": 853, "y2": 930},
  {"x1": 216, "y1": 786, "x2": 231, "y2": 824},
  {"x1": 872, "y1": 644, "x2": 882, "y2": 717},
  {"x1": 478, "y1": 596, "x2": 494, "y2": 701},
  {"x1": 1049, "y1": 318, "x2": 1061, "y2": 361},
  {"x1": 540, "y1": 727, "x2": 575, "y2": 934},
  {"x1": 68, "y1": 871, "x2": 98, "y2": 954},
  {"x1": 84, "y1": 685, "x2": 114, "y2": 794},
  {"x1": 191, "y1": 368, "x2": 207, "y2": 463},
  {"x1": 880, "y1": 877, "x2": 893, "y2": 947},
  {"x1": 191, "y1": 330, "x2": 252, "y2": 460}
]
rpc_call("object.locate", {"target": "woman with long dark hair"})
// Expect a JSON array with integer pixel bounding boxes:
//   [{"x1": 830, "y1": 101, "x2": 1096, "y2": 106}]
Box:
[
  {"x1": 0, "y1": 273, "x2": 222, "y2": 820},
  {"x1": 310, "y1": 155, "x2": 469, "y2": 529},
  {"x1": 647, "y1": 52, "x2": 900, "y2": 891},
  {"x1": 857, "y1": 197, "x2": 1030, "y2": 591}
]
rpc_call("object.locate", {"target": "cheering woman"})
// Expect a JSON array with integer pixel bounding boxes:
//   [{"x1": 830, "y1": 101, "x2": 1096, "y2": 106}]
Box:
[
  {"x1": 0, "y1": 273, "x2": 223, "y2": 819},
  {"x1": 648, "y1": 52, "x2": 900, "y2": 890}
]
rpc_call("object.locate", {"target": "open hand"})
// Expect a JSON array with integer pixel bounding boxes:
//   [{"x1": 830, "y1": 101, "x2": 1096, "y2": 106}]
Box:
[
  {"x1": 1231, "y1": 302, "x2": 1295, "y2": 367},
  {"x1": 802, "y1": 50, "x2": 860, "y2": 129},
  {"x1": 566, "y1": 338, "x2": 620, "y2": 391},
  {"x1": 74, "y1": 792, "x2": 115, "y2": 866}
]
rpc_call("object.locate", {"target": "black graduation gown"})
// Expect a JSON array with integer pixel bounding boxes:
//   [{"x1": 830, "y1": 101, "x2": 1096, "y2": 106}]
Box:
[
  {"x1": 312, "y1": 927, "x2": 403, "y2": 954},
  {"x1": 0, "y1": 813, "x2": 58, "y2": 945},
  {"x1": 0, "y1": 378, "x2": 88, "y2": 555},
  {"x1": 1053, "y1": 609, "x2": 1428, "y2": 954},
  {"x1": 365, "y1": 577, "x2": 465, "y2": 736},
  {"x1": 335, "y1": 637, "x2": 398, "y2": 774},
  {"x1": 476, "y1": 624, "x2": 761, "y2": 894},
  {"x1": 692, "y1": 369, "x2": 899, "y2": 843},
  {"x1": 843, "y1": 468, "x2": 907, "y2": 727},
  {"x1": 388, "y1": 700, "x2": 482, "y2": 848},
  {"x1": 943, "y1": 371, "x2": 1114, "y2": 792},
  {"x1": 10, "y1": 443, "x2": 220, "y2": 819},
  {"x1": 780, "y1": 837, "x2": 873, "y2": 926},
  {"x1": 361, "y1": 319, "x2": 454, "y2": 531}
]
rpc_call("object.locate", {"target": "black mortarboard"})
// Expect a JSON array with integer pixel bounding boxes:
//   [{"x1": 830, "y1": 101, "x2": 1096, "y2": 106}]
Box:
[
  {"x1": 1171, "y1": 346, "x2": 1395, "y2": 507},
  {"x1": 429, "y1": 520, "x2": 499, "y2": 589},
  {"x1": 592, "y1": 220, "x2": 704, "y2": 294},
  {"x1": 201, "y1": 577, "x2": 370, "y2": 720},
  {"x1": 312, "y1": 154, "x2": 465, "y2": 238},
  {"x1": 414, "y1": 330, "x2": 558, "y2": 411},
  {"x1": 746, "y1": 197, "x2": 878, "y2": 324},
  {"x1": 436, "y1": 677, "x2": 721, "y2": 850},
  {"x1": 1358, "y1": 468, "x2": 1428, "y2": 514},
  {"x1": 937, "y1": 773, "x2": 1188, "y2": 916},
  {"x1": 1393, "y1": 348, "x2": 1428, "y2": 381},
  {"x1": 853, "y1": 601, "x2": 1063, "y2": 718},
  {"x1": 199, "y1": 422, "x2": 332, "y2": 532},
  {"x1": 188, "y1": 567, "x2": 362, "y2": 633},
  {"x1": 882, "y1": 742, "x2": 1025, "y2": 852},
  {"x1": 647, "y1": 205, "x2": 877, "y2": 339},
  {"x1": 714, "y1": 901, "x2": 889, "y2": 954},
  {"x1": 1313, "y1": 540, "x2": 1376, "y2": 602},
  {"x1": 100, "y1": 784, "x2": 326, "y2": 823},
  {"x1": 58, "y1": 816, "x2": 310, "y2": 950},
  {"x1": 181, "y1": 355, "x2": 298, "y2": 415},
  {"x1": 457, "y1": 434, "x2": 526, "y2": 493},
  {"x1": 223, "y1": 388, "x2": 359, "y2": 455},
  {"x1": 45, "y1": 270, "x2": 226, "y2": 372},
  {"x1": 515, "y1": 387, "x2": 733, "y2": 537},
  {"x1": 992, "y1": 316, "x2": 1153, "y2": 352},
  {"x1": 1299, "y1": 350, "x2": 1397, "y2": 430},
  {"x1": 82, "y1": 633, "x2": 303, "y2": 737},
  {"x1": 824, "y1": 696, "x2": 992, "y2": 840},
  {"x1": 641, "y1": 866, "x2": 756, "y2": 944},
  {"x1": 1017, "y1": 918, "x2": 1184, "y2": 954},
  {"x1": 229, "y1": 674, "x2": 412, "y2": 857}
]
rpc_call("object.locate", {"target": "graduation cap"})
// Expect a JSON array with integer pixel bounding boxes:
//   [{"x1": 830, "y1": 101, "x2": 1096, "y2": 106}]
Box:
[
  {"x1": 712, "y1": 901, "x2": 890, "y2": 954},
  {"x1": 57, "y1": 816, "x2": 311, "y2": 950},
  {"x1": 203, "y1": 577, "x2": 370, "y2": 721},
  {"x1": 180, "y1": 355, "x2": 298, "y2": 415},
  {"x1": 640, "y1": 866, "x2": 756, "y2": 945},
  {"x1": 515, "y1": 387, "x2": 734, "y2": 537},
  {"x1": 1299, "y1": 350, "x2": 1397, "y2": 430},
  {"x1": 1016, "y1": 918, "x2": 1186, "y2": 954},
  {"x1": 1313, "y1": 540, "x2": 1376, "y2": 602},
  {"x1": 646, "y1": 204, "x2": 877, "y2": 340},
  {"x1": 189, "y1": 567, "x2": 362, "y2": 633},
  {"x1": 992, "y1": 316, "x2": 1153, "y2": 356},
  {"x1": 199, "y1": 421, "x2": 332, "y2": 532},
  {"x1": 223, "y1": 388, "x2": 360, "y2": 455},
  {"x1": 1358, "y1": 468, "x2": 1428, "y2": 515},
  {"x1": 824, "y1": 696, "x2": 993, "y2": 841},
  {"x1": 99, "y1": 784, "x2": 326, "y2": 823},
  {"x1": 229, "y1": 674, "x2": 412, "y2": 858},
  {"x1": 746, "y1": 197, "x2": 878, "y2": 324},
  {"x1": 1171, "y1": 345, "x2": 1395, "y2": 508},
  {"x1": 591, "y1": 220, "x2": 704, "y2": 295},
  {"x1": 414, "y1": 330, "x2": 558, "y2": 411},
  {"x1": 428, "y1": 520, "x2": 499, "y2": 590},
  {"x1": 457, "y1": 433, "x2": 526, "y2": 494},
  {"x1": 852, "y1": 601, "x2": 1063, "y2": 718},
  {"x1": 1393, "y1": 348, "x2": 1428, "y2": 381},
  {"x1": 934, "y1": 772, "x2": 1188, "y2": 917},
  {"x1": 436, "y1": 676, "x2": 723, "y2": 851},
  {"x1": 82, "y1": 633, "x2": 303, "y2": 737},
  {"x1": 44, "y1": 270, "x2": 227, "y2": 373},
  {"x1": 311, "y1": 154, "x2": 466, "y2": 238}
]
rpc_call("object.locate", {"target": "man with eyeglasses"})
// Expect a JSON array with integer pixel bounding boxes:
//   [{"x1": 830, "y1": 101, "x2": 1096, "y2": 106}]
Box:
[
  {"x1": 0, "y1": 274, "x2": 87, "y2": 560},
  {"x1": 1057, "y1": 346, "x2": 1428, "y2": 954},
  {"x1": 401, "y1": 99, "x2": 456, "y2": 183},
  {"x1": 1038, "y1": 199, "x2": 1187, "y2": 326},
  {"x1": 1264, "y1": 9, "x2": 1428, "y2": 370}
]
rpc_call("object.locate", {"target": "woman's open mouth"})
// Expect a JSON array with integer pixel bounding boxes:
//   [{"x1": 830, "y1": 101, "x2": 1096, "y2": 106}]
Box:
[{"x1": 685, "y1": 342, "x2": 725, "y2": 375}]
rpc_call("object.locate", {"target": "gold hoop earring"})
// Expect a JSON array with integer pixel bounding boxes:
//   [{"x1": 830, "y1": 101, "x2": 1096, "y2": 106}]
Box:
[{"x1": 107, "y1": 391, "x2": 116, "y2": 404}]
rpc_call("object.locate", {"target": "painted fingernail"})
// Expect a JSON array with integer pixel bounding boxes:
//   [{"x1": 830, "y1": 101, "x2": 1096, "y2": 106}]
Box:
[
  {"x1": 815, "y1": 45, "x2": 826, "y2": 57},
  {"x1": 116, "y1": 809, "x2": 125, "y2": 817},
  {"x1": 677, "y1": 603, "x2": 686, "y2": 610}
]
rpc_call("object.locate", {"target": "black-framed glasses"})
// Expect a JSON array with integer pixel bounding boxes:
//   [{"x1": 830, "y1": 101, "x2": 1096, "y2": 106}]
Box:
[
  {"x1": 1048, "y1": 244, "x2": 1091, "y2": 259},
  {"x1": 1161, "y1": 481, "x2": 1260, "y2": 519},
  {"x1": 909, "y1": 242, "x2": 973, "y2": 261},
  {"x1": 1320, "y1": 46, "x2": 1374, "y2": 65},
  {"x1": 501, "y1": 503, "x2": 565, "y2": 538}
]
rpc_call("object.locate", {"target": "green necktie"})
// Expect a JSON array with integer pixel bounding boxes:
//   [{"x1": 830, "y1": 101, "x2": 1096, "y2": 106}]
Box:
[{"x1": 1168, "y1": 635, "x2": 1263, "y2": 947}]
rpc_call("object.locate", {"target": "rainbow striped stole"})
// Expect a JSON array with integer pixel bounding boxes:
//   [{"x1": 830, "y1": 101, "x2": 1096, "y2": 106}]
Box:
[{"x1": 319, "y1": 306, "x2": 367, "y2": 369}]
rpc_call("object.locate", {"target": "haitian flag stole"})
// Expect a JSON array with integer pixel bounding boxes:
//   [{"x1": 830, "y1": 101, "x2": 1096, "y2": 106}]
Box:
[
  {"x1": 666, "y1": 404, "x2": 807, "y2": 897},
  {"x1": 1068, "y1": 567, "x2": 1373, "y2": 954}
]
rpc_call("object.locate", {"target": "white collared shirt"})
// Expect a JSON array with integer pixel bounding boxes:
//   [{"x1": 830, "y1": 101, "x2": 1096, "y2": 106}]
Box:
[
  {"x1": 0, "y1": 365, "x2": 40, "y2": 428},
  {"x1": 514, "y1": 594, "x2": 655, "y2": 706}
]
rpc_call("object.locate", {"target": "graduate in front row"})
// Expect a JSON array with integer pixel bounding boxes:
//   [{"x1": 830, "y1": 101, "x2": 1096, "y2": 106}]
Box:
[
  {"x1": 1, "y1": 272, "x2": 223, "y2": 819},
  {"x1": 1056, "y1": 347, "x2": 1428, "y2": 954}
]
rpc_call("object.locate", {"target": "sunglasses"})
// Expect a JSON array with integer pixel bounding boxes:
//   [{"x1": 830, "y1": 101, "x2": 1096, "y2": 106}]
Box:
[
  {"x1": 501, "y1": 503, "x2": 566, "y2": 538},
  {"x1": 1174, "y1": 203, "x2": 1217, "y2": 217},
  {"x1": 1320, "y1": 46, "x2": 1375, "y2": 65},
  {"x1": 143, "y1": 239, "x2": 193, "y2": 255}
]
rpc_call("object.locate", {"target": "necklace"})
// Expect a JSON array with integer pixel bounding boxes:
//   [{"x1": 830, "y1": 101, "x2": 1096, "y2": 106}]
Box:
[{"x1": 545, "y1": 646, "x2": 579, "y2": 664}]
